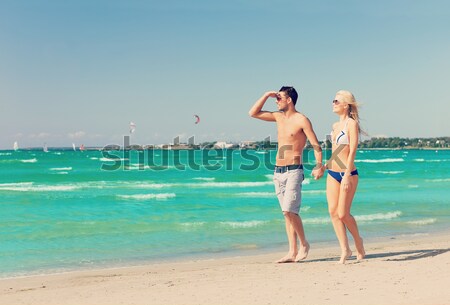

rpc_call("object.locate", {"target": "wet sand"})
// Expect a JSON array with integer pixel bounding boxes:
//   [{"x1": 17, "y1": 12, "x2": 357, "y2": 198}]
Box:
[{"x1": 1, "y1": 233, "x2": 449, "y2": 305}]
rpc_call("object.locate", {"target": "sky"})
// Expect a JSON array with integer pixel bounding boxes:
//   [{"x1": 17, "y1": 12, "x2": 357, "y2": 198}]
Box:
[{"x1": 1, "y1": 0, "x2": 449, "y2": 149}]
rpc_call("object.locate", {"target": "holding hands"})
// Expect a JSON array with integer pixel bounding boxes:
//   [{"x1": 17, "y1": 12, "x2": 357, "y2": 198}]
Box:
[{"x1": 312, "y1": 164, "x2": 326, "y2": 180}]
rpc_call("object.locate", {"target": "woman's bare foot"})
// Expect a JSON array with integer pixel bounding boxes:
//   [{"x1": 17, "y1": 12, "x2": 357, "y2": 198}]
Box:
[
  {"x1": 356, "y1": 238, "x2": 366, "y2": 260},
  {"x1": 276, "y1": 253, "x2": 296, "y2": 263},
  {"x1": 295, "y1": 242, "x2": 310, "y2": 262},
  {"x1": 339, "y1": 249, "x2": 352, "y2": 264}
]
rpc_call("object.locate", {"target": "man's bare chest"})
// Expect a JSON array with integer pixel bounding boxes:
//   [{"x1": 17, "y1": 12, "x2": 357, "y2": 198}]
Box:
[{"x1": 277, "y1": 124, "x2": 303, "y2": 138}]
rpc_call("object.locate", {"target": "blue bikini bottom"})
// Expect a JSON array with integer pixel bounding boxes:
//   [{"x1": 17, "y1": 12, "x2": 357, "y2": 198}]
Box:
[{"x1": 328, "y1": 169, "x2": 358, "y2": 183}]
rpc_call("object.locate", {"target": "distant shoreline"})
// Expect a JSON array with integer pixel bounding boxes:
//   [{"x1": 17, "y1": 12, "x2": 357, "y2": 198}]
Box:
[{"x1": 1, "y1": 147, "x2": 449, "y2": 152}]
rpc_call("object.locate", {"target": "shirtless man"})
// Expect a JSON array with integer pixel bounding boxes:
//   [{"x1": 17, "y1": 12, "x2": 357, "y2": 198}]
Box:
[{"x1": 249, "y1": 86, "x2": 325, "y2": 263}]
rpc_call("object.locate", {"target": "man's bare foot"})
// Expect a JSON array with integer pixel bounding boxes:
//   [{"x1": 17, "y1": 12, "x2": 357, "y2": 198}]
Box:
[
  {"x1": 276, "y1": 253, "x2": 296, "y2": 263},
  {"x1": 356, "y1": 238, "x2": 366, "y2": 260},
  {"x1": 295, "y1": 242, "x2": 310, "y2": 262},
  {"x1": 339, "y1": 249, "x2": 352, "y2": 264}
]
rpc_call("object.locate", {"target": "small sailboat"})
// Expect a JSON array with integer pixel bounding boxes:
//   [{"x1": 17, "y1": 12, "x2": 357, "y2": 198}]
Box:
[
  {"x1": 43, "y1": 143, "x2": 48, "y2": 153},
  {"x1": 13, "y1": 141, "x2": 19, "y2": 151},
  {"x1": 72, "y1": 143, "x2": 76, "y2": 151},
  {"x1": 79, "y1": 144, "x2": 85, "y2": 151}
]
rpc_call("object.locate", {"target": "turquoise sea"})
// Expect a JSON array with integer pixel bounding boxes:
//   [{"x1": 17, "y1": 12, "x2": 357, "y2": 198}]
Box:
[{"x1": 1, "y1": 148, "x2": 449, "y2": 277}]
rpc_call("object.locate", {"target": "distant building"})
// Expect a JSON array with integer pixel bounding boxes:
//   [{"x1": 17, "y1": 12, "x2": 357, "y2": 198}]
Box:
[
  {"x1": 214, "y1": 141, "x2": 236, "y2": 149},
  {"x1": 239, "y1": 141, "x2": 257, "y2": 149}
]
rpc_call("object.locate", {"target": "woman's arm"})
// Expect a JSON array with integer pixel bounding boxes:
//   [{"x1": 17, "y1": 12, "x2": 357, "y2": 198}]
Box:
[
  {"x1": 345, "y1": 119, "x2": 359, "y2": 175},
  {"x1": 341, "y1": 119, "x2": 358, "y2": 191}
]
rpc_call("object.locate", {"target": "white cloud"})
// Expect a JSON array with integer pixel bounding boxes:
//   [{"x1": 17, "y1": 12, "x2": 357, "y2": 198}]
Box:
[
  {"x1": 372, "y1": 134, "x2": 389, "y2": 138},
  {"x1": 88, "y1": 134, "x2": 103, "y2": 139},
  {"x1": 29, "y1": 132, "x2": 51, "y2": 139},
  {"x1": 68, "y1": 131, "x2": 86, "y2": 139}
]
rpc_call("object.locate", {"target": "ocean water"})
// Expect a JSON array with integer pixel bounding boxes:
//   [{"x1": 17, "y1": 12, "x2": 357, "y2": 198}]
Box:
[{"x1": 0, "y1": 148, "x2": 449, "y2": 277}]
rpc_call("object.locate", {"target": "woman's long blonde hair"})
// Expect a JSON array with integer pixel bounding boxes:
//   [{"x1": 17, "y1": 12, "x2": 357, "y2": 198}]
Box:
[{"x1": 336, "y1": 90, "x2": 365, "y2": 135}]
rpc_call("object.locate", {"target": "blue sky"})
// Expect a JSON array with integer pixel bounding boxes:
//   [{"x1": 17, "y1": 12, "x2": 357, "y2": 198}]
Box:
[{"x1": 1, "y1": 0, "x2": 449, "y2": 149}]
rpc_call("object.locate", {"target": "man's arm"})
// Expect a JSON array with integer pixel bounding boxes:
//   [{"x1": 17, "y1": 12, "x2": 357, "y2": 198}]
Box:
[
  {"x1": 303, "y1": 117, "x2": 325, "y2": 179},
  {"x1": 249, "y1": 91, "x2": 277, "y2": 121}
]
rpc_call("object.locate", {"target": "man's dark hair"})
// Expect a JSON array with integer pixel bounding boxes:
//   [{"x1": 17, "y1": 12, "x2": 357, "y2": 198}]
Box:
[{"x1": 279, "y1": 86, "x2": 298, "y2": 105}]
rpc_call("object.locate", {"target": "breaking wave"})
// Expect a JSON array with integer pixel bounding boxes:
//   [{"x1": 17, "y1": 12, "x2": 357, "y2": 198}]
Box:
[{"x1": 117, "y1": 193, "x2": 176, "y2": 200}]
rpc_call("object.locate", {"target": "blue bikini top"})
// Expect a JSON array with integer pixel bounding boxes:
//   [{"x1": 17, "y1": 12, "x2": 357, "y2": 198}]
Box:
[{"x1": 332, "y1": 118, "x2": 350, "y2": 145}]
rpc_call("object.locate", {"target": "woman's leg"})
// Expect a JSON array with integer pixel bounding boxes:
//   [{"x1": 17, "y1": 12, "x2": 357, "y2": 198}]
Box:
[
  {"x1": 326, "y1": 174, "x2": 351, "y2": 263},
  {"x1": 337, "y1": 175, "x2": 365, "y2": 260}
]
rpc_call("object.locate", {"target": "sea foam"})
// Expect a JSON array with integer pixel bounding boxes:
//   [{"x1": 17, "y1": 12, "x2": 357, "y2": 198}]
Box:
[
  {"x1": 117, "y1": 193, "x2": 176, "y2": 200},
  {"x1": 192, "y1": 177, "x2": 216, "y2": 181},
  {"x1": 0, "y1": 182, "x2": 78, "y2": 192},
  {"x1": 99, "y1": 157, "x2": 129, "y2": 162},
  {"x1": 356, "y1": 158, "x2": 404, "y2": 163},
  {"x1": 220, "y1": 220, "x2": 267, "y2": 228},
  {"x1": 304, "y1": 217, "x2": 330, "y2": 224},
  {"x1": 304, "y1": 211, "x2": 403, "y2": 224},
  {"x1": 425, "y1": 178, "x2": 450, "y2": 183},
  {"x1": 235, "y1": 192, "x2": 274, "y2": 198},
  {"x1": 355, "y1": 211, "x2": 402, "y2": 221},
  {"x1": 406, "y1": 218, "x2": 436, "y2": 225},
  {"x1": 21, "y1": 158, "x2": 37, "y2": 163},
  {"x1": 303, "y1": 190, "x2": 326, "y2": 194},
  {"x1": 185, "y1": 181, "x2": 273, "y2": 188},
  {"x1": 180, "y1": 222, "x2": 206, "y2": 227},
  {"x1": 50, "y1": 167, "x2": 73, "y2": 171},
  {"x1": 376, "y1": 171, "x2": 404, "y2": 174}
]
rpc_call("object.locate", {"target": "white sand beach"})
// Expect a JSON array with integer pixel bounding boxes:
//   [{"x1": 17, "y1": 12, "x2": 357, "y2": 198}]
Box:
[{"x1": 1, "y1": 233, "x2": 449, "y2": 305}]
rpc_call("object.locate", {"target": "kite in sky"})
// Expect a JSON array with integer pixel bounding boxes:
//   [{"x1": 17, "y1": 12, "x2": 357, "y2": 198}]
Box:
[
  {"x1": 130, "y1": 122, "x2": 136, "y2": 134},
  {"x1": 194, "y1": 115, "x2": 200, "y2": 124}
]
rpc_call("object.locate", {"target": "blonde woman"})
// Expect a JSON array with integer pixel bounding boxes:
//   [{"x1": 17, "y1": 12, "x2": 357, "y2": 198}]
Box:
[{"x1": 326, "y1": 90, "x2": 365, "y2": 264}]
